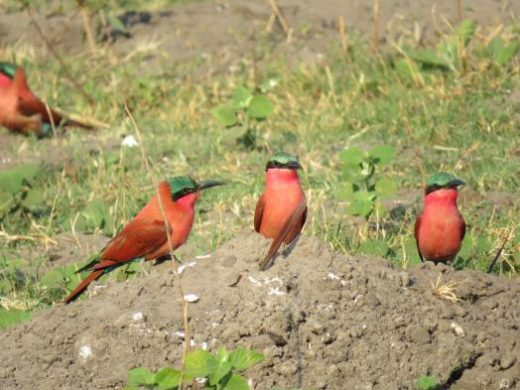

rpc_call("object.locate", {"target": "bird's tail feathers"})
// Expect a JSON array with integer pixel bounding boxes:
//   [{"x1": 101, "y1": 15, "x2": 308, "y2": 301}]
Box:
[{"x1": 64, "y1": 269, "x2": 104, "y2": 304}]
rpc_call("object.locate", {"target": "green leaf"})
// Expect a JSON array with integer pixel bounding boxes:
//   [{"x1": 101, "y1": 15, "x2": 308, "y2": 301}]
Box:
[
  {"x1": 416, "y1": 375, "x2": 441, "y2": 390},
  {"x1": 184, "y1": 349, "x2": 219, "y2": 378},
  {"x1": 248, "y1": 96, "x2": 273, "y2": 119},
  {"x1": 41, "y1": 264, "x2": 79, "y2": 291},
  {"x1": 209, "y1": 360, "x2": 233, "y2": 386},
  {"x1": 155, "y1": 368, "x2": 181, "y2": 390},
  {"x1": 221, "y1": 374, "x2": 249, "y2": 390},
  {"x1": 81, "y1": 200, "x2": 110, "y2": 231},
  {"x1": 0, "y1": 309, "x2": 31, "y2": 330},
  {"x1": 228, "y1": 348, "x2": 264, "y2": 370},
  {"x1": 216, "y1": 346, "x2": 230, "y2": 362},
  {"x1": 346, "y1": 199, "x2": 374, "y2": 218},
  {"x1": 455, "y1": 19, "x2": 476, "y2": 47},
  {"x1": 486, "y1": 36, "x2": 504, "y2": 58},
  {"x1": 495, "y1": 42, "x2": 520, "y2": 65},
  {"x1": 231, "y1": 87, "x2": 253, "y2": 109},
  {"x1": 0, "y1": 190, "x2": 13, "y2": 212},
  {"x1": 475, "y1": 235, "x2": 492, "y2": 253},
  {"x1": 406, "y1": 49, "x2": 451, "y2": 68},
  {"x1": 339, "y1": 147, "x2": 365, "y2": 166},
  {"x1": 458, "y1": 233, "x2": 474, "y2": 259},
  {"x1": 0, "y1": 164, "x2": 39, "y2": 194},
  {"x1": 107, "y1": 13, "x2": 129, "y2": 34},
  {"x1": 369, "y1": 145, "x2": 396, "y2": 165},
  {"x1": 127, "y1": 367, "x2": 155, "y2": 386},
  {"x1": 335, "y1": 183, "x2": 355, "y2": 201},
  {"x1": 213, "y1": 106, "x2": 238, "y2": 127},
  {"x1": 404, "y1": 237, "x2": 422, "y2": 266},
  {"x1": 358, "y1": 239, "x2": 389, "y2": 257},
  {"x1": 375, "y1": 178, "x2": 397, "y2": 197},
  {"x1": 22, "y1": 189, "x2": 45, "y2": 210}
]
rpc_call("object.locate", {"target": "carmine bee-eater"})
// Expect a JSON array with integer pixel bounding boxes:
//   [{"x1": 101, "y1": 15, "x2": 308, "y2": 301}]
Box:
[
  {"x1": 64, "y1": 176, "x2": 225, "y2": 303},
  {"x1": 415, "y1": 172, "x2": 466, "y2": 263},
  {"x1": 0, "y1": 62, "x2": 94, "y2": 136},
  {"x1": 254, "y1": 152, "x2": 307, "y2": 270}
]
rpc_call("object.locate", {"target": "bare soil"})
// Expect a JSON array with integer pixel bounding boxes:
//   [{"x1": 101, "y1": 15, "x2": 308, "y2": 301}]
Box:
[{"x1": 0, "y1": 232, "x2": 519, "y2": 389}]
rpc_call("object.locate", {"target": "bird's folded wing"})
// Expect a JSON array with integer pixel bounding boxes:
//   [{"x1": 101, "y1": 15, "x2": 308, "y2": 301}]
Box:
[
  {"x1": 259, "y1": 199, "x2": 307, "y2": 271},
  {"x1": 99, "y1": 218, "x2": 172, "y2": 265},
  {"x1": 254, "y1": 194, "x2": 265, "y2": 233},
  {"x1": 414, "y1": 215, "x2": 424, "y2": 262}
]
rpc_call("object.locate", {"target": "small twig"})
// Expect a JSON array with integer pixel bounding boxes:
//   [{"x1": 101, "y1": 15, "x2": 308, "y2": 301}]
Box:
[
  {"x1": 123, "y1": 102, "x2": 150, "y2": 171},
  {"x1": 487, "y1": 227, "x2": 514, "y2": 274},
  {"x1": 456, "y1": 0, "x2": 462, "y2": 22},
  {"x1": 371, "y1": 0, "x2": 380, "y2": 55},
  {"x1": 338, "y1": 15, "x2": 349, "y2": 64},
  {"x1": 265, "y1": 0, "x2": 289, "y2": 36},
  {"x1": 80, "y1": 5, "x2": 98, "y2": 54},
  {"x1": 26, "y1": 8, "x2": 95, "y2": 105}
]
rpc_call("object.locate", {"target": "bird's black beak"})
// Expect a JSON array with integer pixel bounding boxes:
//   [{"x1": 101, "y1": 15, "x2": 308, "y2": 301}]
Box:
[
  {"x1": 287, "y1": 160, "x2": 303, "y2": 170},
  {"x1": 448, "y1": 179, "x2": 465, "y2": 188},
  {"x1": 198, "y1": 180, "x2": 227, "y2": 191}
]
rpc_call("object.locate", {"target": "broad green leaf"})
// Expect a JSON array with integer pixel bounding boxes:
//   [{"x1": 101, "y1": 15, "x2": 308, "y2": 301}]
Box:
[
  {"x1": 81, "y1": 200, "x2": 110, "y2": 231},
  {"x1": 475, "y1": 235, "x2": 492, "y2": 253},
  {"x1": 23, "y1": 189, "x2": 45, "y2": 210},
  {"x1": 184, "y1": 349, "x2": 219, "y2": 378},
  {"x1": 495, "y1": 42, "x2": 520, "y2": 65},
  {"x1": 458, "y1": 233, "x2": 474, "y2": 259},
  {"x1": 41, "y1": 264, "x2": 79, "y2": 291},
  {"x1": 370, "y1": 145, "x2": 396, "y2": 165},
  {"x1": 416, "y1": 375, "x2": 441, "y2": 390},
  {"x1": 231, "y1": 86, "x2": 253, "y2": 109},
  {"x1": 455, "y1": 19, "x2": 476, "y2": 47},
  {"x1": 155, "y1": 368, "x2": 181, "y2": 390},
  {"x1": 406, "y1": 49, "x2": 450, "y2": 68},
  {"x1": 375, "y1": 178, "x2": 397, "y2": 197},
  {"x1": 0, "y1": 164, "x2": 39, "y2": 194},
  {"x1": 107, "y1": 13, "x2": 129, "y2": 34},
  {"x1": 486, "y1": 36, "x2": 504, "y2": 58},
  {"x1": 358, "y1": 239, "x2": 389, "y2": 257},
  {"x1": 0, "y1": 190, "x2": 13, "y2": 211},
  {"x1": 228, "y1": 348, "x2": 264, "y2": 370},
  {"x1": 339, "y1": 147, "x2": 365, "y2": 166},
  {"x1": 335, "y1": 183, "x2": 355, "y2": 201},
  {"x1": 127, "y1": 367, "x2": 155, "y2": 386},
  {"x1": 221, "y1": 374, "x2": 249, "y2": 390},
  {"x1": 208, "y1": 360, "x2": 233, "y2": 386},
  {"x1": 248, "y1": 96, "x2": 273, "y2": 119},
  {"x1": 404, "y1": 237, "x2": 422, "y2": 267},
  {"x1": 213, "y1": 106, "x2": 238, "y2": 127},
  {"x1": 346, "y1": 199, "x2": 374, "y2": 218},
  {"x1": 0, "y1": 309, "x2": 31, "y2": 330},
  {"x1": 216, "y1": 346, "x2": 230, "y2": 363}
]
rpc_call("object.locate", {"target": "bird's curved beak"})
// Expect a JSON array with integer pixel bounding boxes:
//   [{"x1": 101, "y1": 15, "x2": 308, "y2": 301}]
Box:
[
  {"x1": 448, "y1": 179, "x2": 465, "y2": 188},
  {"x1": 198, "y1": 180, "x2": 227, "y2": 191},
  {"x1": 287, "y1": 160, "x2": 303, "y2": 170}
]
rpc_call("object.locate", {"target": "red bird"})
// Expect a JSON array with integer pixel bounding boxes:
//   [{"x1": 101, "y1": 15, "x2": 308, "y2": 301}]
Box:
[
  {"x1": 415, "y1": 172, "x2": 466, "y2": 263},
  {"x1": 64, "y1": 176, "x2": 225, "y2": 303},
  {"x1": 0, "y1": 62, "x2": 94, "y2": 136},
  {"x1": 255, "y1": 152, "x2": 307, "y2": 270}
]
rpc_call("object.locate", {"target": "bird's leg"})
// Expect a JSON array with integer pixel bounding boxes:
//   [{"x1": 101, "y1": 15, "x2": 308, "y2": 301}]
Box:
[{"x1": 173, "y1": 254, "x2": 183, "y2": 264}]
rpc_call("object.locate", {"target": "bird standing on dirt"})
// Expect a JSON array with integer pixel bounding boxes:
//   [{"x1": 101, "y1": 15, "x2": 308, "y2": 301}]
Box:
[
  {"x1": 0, "y1": 62, "x2": 94, "y2": 136},
  {"x1": 64, "y1": 176, "x2": 226, "y2": 303},
  {"x1": 255, "y1": 152, "x2": 307, "y2": 270},
  {"x1": 414, "y1": 172, "x2": 466, "y2": 263}
]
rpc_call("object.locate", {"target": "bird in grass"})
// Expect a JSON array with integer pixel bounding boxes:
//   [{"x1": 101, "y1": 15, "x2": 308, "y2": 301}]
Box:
[
  {"x1": 0, "y1": 62, "x2": 94, "y2": 136},
  {"x1": 254, "y1": 152, "x2": 307, "y2": 270},
  {"x1": 64, "y1": 176, "x2": 225, "y2": 303},
  {"x1": 414, "y1": 172, "x2": 466, "y2": 264}
]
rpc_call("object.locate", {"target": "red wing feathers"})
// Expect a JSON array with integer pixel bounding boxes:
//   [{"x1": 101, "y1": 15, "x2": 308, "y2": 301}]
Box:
[
  {"x1": 254, "y1": 194, "x2": 265, "y2": 233},
  {"x1": 258, "y1": 199, "x2": 307, "y2": 270},
  {"x1": 100, "y1": 218, "x2": 172, "y2": 263},
  {"x1": 414, "y1": 215, "x2": 424, "y2": 262}
]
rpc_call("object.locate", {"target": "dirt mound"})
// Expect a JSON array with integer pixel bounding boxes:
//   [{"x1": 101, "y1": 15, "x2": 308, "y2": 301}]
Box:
[{"x1": 1, "y1": 232, "x2": 519, "y2": 389}]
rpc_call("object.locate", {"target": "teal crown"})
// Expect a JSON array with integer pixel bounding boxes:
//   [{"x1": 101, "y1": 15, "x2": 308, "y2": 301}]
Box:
[
  {"x1": 426, "y1": 172, "x2": 465, "y2": 193},
  {"x1": 266, "y1": 152, "x2": 302, "y2": 170},
  {"x1": 0, "y1": 62, "x2": 18, "y2": 79}
]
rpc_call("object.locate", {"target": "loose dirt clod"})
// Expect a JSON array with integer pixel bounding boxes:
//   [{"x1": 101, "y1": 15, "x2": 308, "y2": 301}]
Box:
[{"x1": 0, "y1": 232, "x2": 519, "y2": 389}]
